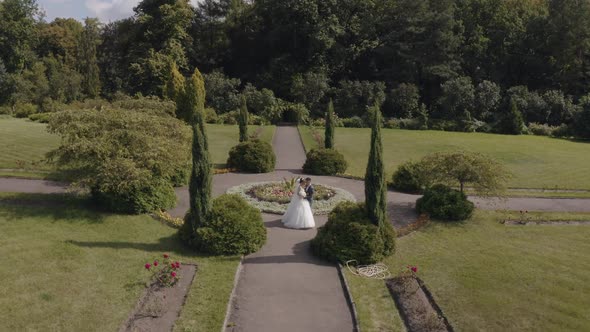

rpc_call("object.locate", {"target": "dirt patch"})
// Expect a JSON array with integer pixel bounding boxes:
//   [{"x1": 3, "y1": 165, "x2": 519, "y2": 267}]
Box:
[
  {"x1": 386, "y1": 277, "x2": 453, "y2": 332},
  {"x1": 396, "y1": 214, "x2": 429, "y2": 237},
  {"x1": 504, "y1": 220, "x2": 590, "y2": 226},
  {"x1": 120, "y1": 264, "x2": 197, "y2": 332}
]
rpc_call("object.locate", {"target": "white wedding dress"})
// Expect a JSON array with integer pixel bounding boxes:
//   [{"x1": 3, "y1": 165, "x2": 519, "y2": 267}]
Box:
[{"x1": 282, "y1": 185, "x2": 315, "y2": 229}]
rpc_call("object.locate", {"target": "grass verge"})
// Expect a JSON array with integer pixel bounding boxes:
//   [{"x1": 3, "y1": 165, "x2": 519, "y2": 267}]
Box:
[
  {"x1": 0, "y1": 193, "x2": 240, "y2": 332},
  {"x1": 346, "y1": 209, "x2": 590, "y2": 331}
]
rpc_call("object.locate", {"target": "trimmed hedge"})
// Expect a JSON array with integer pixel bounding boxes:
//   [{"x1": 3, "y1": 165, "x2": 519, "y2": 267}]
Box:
[
  {"x1": 416, "y1": 184, "x2": 474, "y2": 221},
  {"x1": 391, "y1": 161, "x2": 427, "y2": 194},
  {"x1": 227, "y1": 139, "x2": 276, "y2": 173},
  {"x1": 311, "y1": 201, "x2": 396, "y2": 264},
  {"x1": 191, "y1": 194, "x2": 266, "y2": 255},
  {"x1": 91, "y1": 177, "x2": 177, "y2": 214},
  {"x1": 303, "y1": 148, "x2": 347, "y2": 175}
]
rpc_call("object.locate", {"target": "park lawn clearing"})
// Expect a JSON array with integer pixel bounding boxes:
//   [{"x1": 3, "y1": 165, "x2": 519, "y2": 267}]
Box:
[
  {"x1": 0, "y1": 117, "x2": 275, "y2": 178},
  {"x1": 0, "y1": 193, "x2": 240, "y2": 332},
  {"x1": 345, "y1": 210, "x2": 590, "y2": 332},
  {"x1": 298, "y1": 126, "x2": 590, "y2": 190}
]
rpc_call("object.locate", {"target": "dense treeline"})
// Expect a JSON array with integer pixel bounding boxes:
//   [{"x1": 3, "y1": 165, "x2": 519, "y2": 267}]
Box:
[{"x1": 1, "y1": 0, "x2": 590, "y2": 137}]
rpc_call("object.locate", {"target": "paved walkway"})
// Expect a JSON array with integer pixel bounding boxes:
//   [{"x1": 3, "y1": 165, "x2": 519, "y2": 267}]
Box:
[{"x1": 224, "y1": 126, "x2": 354, "y2": 332}]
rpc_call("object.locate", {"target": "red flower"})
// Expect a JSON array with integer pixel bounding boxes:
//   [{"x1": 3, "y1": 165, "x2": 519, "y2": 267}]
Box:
[
  {"x1": 175, "y1": 261, "x2": 181, "y2": 268},
  {"x1": 153, "y1": 260, "x2": 159, "y2": 267},
  {"x1": 410, "y1": 266, "x2": 418, "y2": 273},
  {"x1": 163, "y1": 254, "x2": 169, "y2": 259},
  {"x1": 145, "y1": 263, "x2": 151, "y2": 270},
  {"x1": 171, "y1": 271, "x2": 177, "y2": 277},
  {"x1": 171, "y1": 263, "x2": 176, "y2": 269}
]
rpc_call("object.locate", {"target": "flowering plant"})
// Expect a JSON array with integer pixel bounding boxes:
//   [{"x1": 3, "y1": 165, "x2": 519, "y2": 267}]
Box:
[{"x1": 144, "y1": 253, "x2": 181, "y2": 287}]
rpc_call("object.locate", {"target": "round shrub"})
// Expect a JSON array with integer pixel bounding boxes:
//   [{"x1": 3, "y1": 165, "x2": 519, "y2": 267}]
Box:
[
  {"x1": 311, "y1": 201, "x2": 396, "y2": 264},
  {"x1": 91, "y1": 177, "x2": 176, "y2": 214},
  {"x1": 391, "y1": 161, "x2": 426, "y2": 194},
  {"x1": 192, "y1": 194, "x2": 266, "y2": 255},
  {"x1": 303, "y1": 148, "x2": 347, "y2": 175},
  {"x1": 227, "y1": 139, "x2": 276, "y2": 173},
  {"x1": 416, "y1": 184, "x2": 474, "y2": 221}
]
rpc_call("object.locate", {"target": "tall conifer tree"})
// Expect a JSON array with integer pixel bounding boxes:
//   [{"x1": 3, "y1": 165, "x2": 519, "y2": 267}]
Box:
[
  {"x1": 238, "y1": 95, "x2": 249, "y2": 142},
  {"x1": 325, "y1": 99, "x2": 335, "y2": 149},
  {"x1": 365, "y1": 104, "x2": 386, "y2": 226},
  {"x1": 181, "y1": 68, "x2": 211, "y2": 235}
]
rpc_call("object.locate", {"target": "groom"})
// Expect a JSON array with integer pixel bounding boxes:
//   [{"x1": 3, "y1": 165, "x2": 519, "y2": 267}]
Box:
[{"x1": 304, "y1": 177, "x2": 314, "y2": 208}]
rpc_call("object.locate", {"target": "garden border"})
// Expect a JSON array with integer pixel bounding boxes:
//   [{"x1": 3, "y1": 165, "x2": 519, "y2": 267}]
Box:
[
  {"x1": 503, "y1": 220, "x2": 590, "y2": 226},
  {"x1": 385, "y1": 276, "x2": 454, "y2": 332},
  {"x1": 337, "y1": 263, "x2": 361, "y2": 332},
  {"x1": 120, "y1": 263, "x2": 198, "y2": 332},
  {"x1": 221, "y1": 257, "x2": 244, "y2": 332}
]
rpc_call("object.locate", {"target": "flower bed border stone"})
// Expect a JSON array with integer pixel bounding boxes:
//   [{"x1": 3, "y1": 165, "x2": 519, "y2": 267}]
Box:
[
  {"x1": 226, "y1": 181, "x2": 356, "y2": 215},
  {"x1": 119, "y1": 263, "x2": 197, "y2": 332}
]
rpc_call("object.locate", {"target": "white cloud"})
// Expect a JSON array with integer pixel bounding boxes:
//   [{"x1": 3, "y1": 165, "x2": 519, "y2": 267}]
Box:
[{"x1": 86, "y1": 0, "x2": 202, "y2": 22}]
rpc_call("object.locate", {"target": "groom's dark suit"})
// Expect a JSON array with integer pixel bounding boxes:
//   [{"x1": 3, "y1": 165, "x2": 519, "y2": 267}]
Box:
[{"x1": 305, "y1": 184, "x2": 314, "y2": 207}]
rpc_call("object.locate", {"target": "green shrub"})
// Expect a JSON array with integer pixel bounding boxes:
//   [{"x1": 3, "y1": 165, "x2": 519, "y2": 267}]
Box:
[
  {"x1": 191, "y1": 194, "x2": 266, "y2": 255},
  {"x1": 303, "y1": 148, "x2": 347, "y2": 175},
  {"x1": 204, "y1": 107, "x2": 218, "y2": 123},
  {"x1": 391, "y1": 161, "x2": 427, "y2": 193},
  {"x1": 218, "y1": 111, "x2": 238, "y2": 125},
  {"x1": 311, "y1": 201, "x2": 396, "y2": 264},
  {"x1": 528, "y1": 122, "x2": 558, "y2": 136},
  {"x1": 112, "y1": 95, "x2": 176, "y2": 116},
  {"x1": 551, "y1": 124, "x2": 571, "y2": 138},
  {"x1": 227, "y1": 139, "x2": 276, "y2": 173},
  {"x1": 40, "y1": 98, "x2": 68, "y2": 113},
  {"x1": 430, "y1": 119, "x2": 461, "y2": 131},
  {"x1": 0, "y1": 106, "x2": 11, "y2": 115},
  {"x1": 91, "y1": 177, "x2": 177, "y2": 214},
  {"x1": 28, "y1": 112, "x2": 52, "y2": 123},
  {"x1": 14, "y1": 103, "x2": 38, "y2": 118},
  {"x1": 341, "y1": 116, "x2": 365, "y2": 128},
  {"x1": 416, "y1": 184, "x2": 474, "y2": 221}
]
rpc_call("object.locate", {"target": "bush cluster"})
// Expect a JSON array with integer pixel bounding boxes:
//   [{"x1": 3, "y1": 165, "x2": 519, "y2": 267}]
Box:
[
  {"x1": 190, "y1": 194, "x2": 266, "y2": 255},
  {"x1": 302, "y1": 148, "x2": 347, "y2": 175},
  {"x1": 227, "y1": 139, "x2": 276, "y2": 173},
  {"x1": 341, "y1": 116, "x2": 365, "y2": 128},
  {"x1": 416, "y1": 184, "x2": 474, "y2": 221},
  {"x1": 91, "y1": 177, "x2": 177, "y2": 214},
  {"x1": 311, "y1": 201, "x2": 396, "y2": 264},
  {"x1": 391, "y1": 161, "x2": 427, "y2": 193}
]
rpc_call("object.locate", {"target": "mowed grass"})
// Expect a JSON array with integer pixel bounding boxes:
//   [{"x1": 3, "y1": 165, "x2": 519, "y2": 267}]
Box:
[
  {"x1": 346, "y1": 210, "x2": 590, "y2": 332},
  {"x1": 0, "y1": 194, "x2": 240, "y2": 332},
  {"x1": 0, "y1": 116, "x2": 275, "y2": 177},
  {"x1": 299, "y1": 126, "x2": 590, "y2": 190}
]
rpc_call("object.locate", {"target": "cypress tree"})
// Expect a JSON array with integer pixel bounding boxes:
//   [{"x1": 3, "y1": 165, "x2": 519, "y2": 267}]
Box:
[
  {"x1": 508, "y1": 98, "x2": 525, "y2": 135},
  {"x1": 364, "y1": 105, "x2": 387, "y2": 226},
  {"x1": 164, "y1": 61, "x2": 184, "y2": 102},
  {"x1": 78, "y1": 18, "x2": 101, "y2": 98},
  {"x1": 182, "y1": 68, "x2": 211, "y2": 235},
  {"x1": 239, "y1": 95, "x2": 249, "y2": 142},
  {"x1": 325, "y1": 99, "x2": 335, "y2": 149}
]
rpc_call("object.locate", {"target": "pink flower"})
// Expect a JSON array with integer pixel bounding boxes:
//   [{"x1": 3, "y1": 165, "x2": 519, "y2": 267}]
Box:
[
  {"x1": 153, "y1": 261, "x2": 159, "y2": 267},
  {"x1": 145, "y1": 263, "x2": 151, "y2": 270},
  {"x1": 163, "y1": 254, "x2": 169, "y2": 259},
  {"x1": 171, "y1": 271, "x2": 177, "y2": 277},
  {"x1": 411, "y1": 266, "x2": 418, "y2": 273},
  {"x1": 175, "y1": 262, "x2": 181, "y2": 268}
]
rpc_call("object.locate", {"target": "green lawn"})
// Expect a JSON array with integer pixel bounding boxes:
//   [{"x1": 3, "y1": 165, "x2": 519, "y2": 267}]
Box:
[
  {"x1": 0, "y1": 116, "x2": 275, "y2": 178},
  {"x1": 299, "y1": 126, "x2": 590, "y2": 190},
  {"x1": 0, "y1": 193, "x2": 240, "y2": 332},
  {"x1": 346, "y1": 210, "x2": 590, "y2": 332}
]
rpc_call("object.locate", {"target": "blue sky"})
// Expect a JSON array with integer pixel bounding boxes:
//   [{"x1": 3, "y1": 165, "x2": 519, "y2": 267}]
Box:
[{"x1": 39, "y1": 0, "x2": 200, "y2": 23}]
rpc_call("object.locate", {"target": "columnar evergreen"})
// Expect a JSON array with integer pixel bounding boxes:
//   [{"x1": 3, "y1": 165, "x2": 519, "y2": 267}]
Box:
[
  {"x1": 78, "y1": 18, "x2": 101, "y2": 98},
  {"x1": 239, "y1": 95, "x2": 249, "y2": 142},
  {"x1": 164, "y1": 61, "x2": 184, "y2": 103},
  {"x1": 182, "y1": 68, "x2": 211, "y2": 234},
  {"x1": 364, "y1": 105, "x2": 387, "y2": 226},
  {"x1": 325, "y1": 99, "x2": 335, "y2": 149}
]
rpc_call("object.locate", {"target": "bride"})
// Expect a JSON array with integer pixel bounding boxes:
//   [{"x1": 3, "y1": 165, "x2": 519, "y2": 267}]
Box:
[{"x1": 282, "y1": 178, "x2": 315, "y2": 229}]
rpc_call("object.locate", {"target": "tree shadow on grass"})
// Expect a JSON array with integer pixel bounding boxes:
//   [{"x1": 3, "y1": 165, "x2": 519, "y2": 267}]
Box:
[
  {"x1": 0, "y1": 194, "x2": 106, "y2": 223},
  {"x1": 67, "y1": 234, "x2": 240, "y2": 262}
]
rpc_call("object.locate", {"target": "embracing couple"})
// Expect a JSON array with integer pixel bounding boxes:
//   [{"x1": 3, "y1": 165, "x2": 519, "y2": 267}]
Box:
[{"x1": 281, "y1": 177, "x2": 315, "y2": 229}]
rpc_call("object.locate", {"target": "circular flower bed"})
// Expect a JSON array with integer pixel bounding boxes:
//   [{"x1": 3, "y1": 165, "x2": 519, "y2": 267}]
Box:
[{"x1": 227, "y1": 181, "x2": 356, "y2": 215}]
